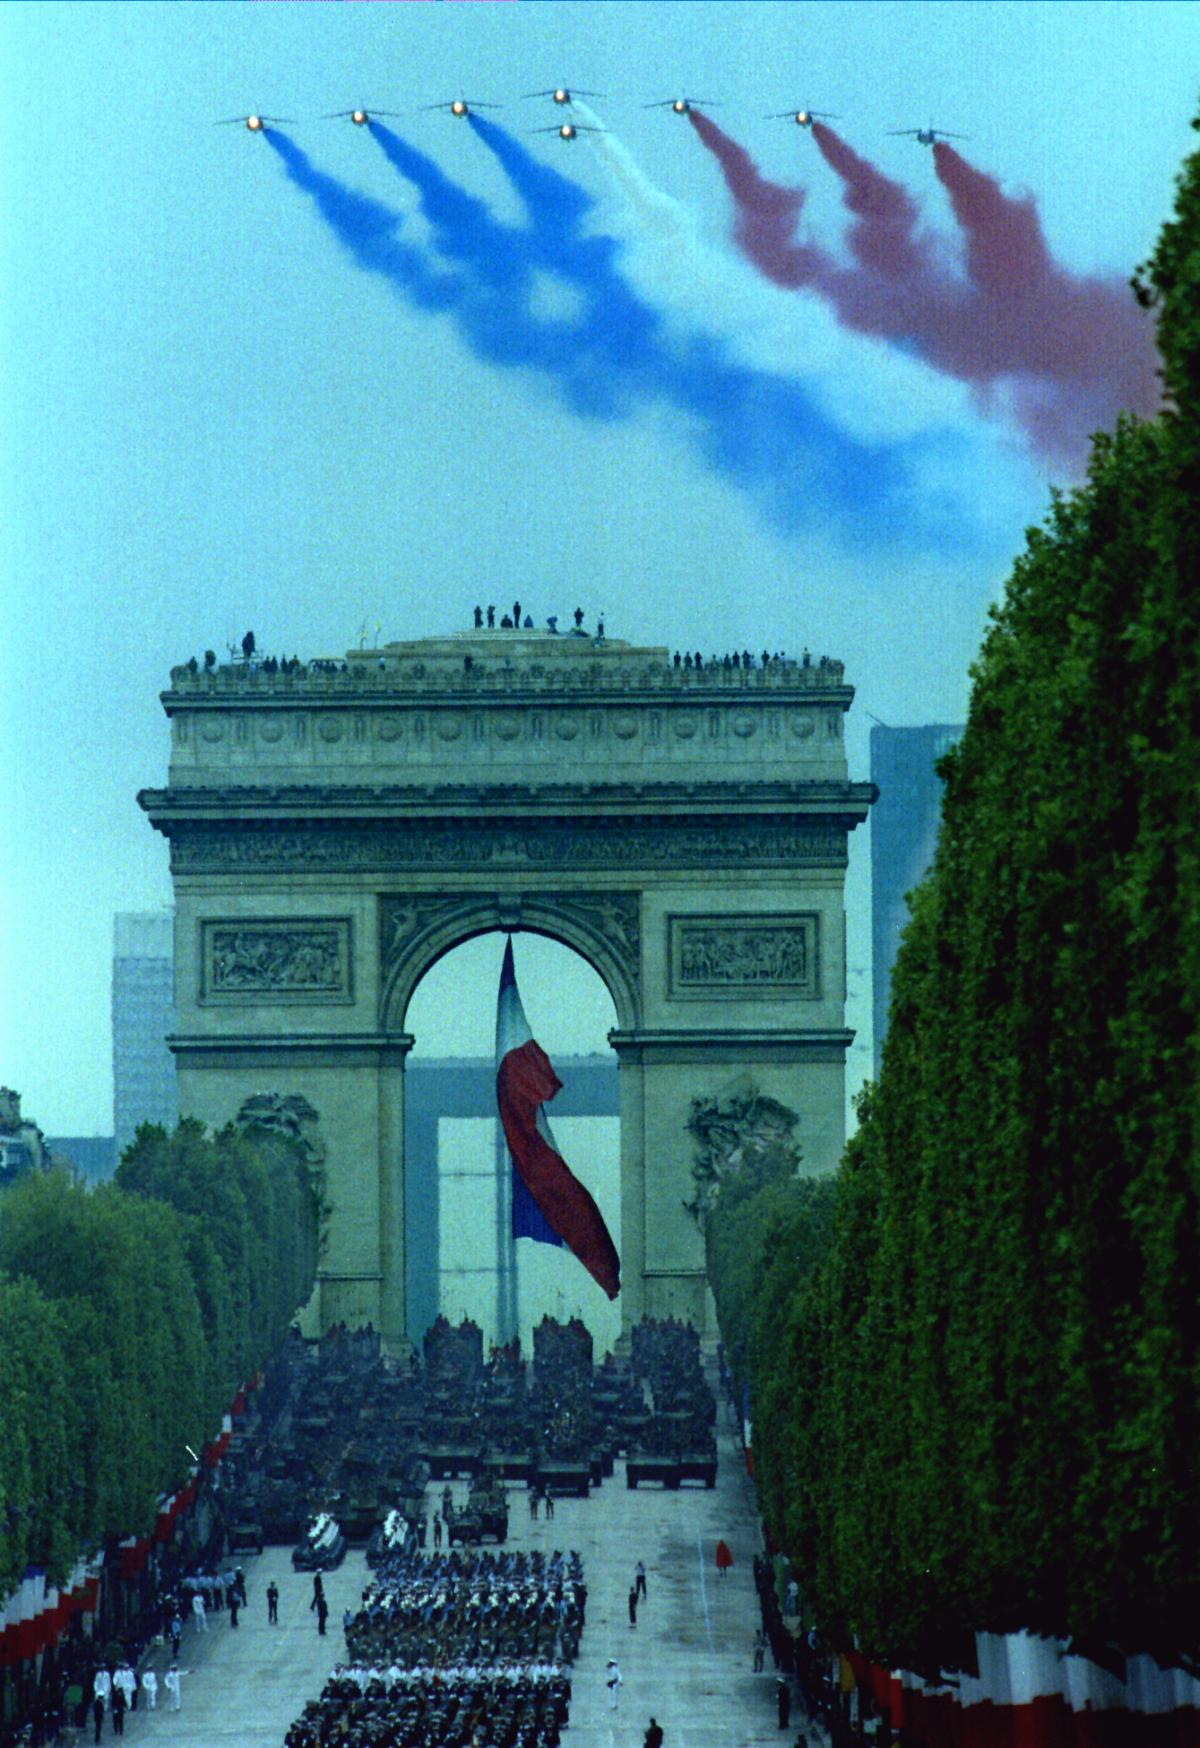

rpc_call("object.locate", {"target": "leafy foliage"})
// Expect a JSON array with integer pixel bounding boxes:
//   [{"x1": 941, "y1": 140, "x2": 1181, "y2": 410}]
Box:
[{"x1": 0, "y1": 1114, "x2": 319, "y2": 1589}]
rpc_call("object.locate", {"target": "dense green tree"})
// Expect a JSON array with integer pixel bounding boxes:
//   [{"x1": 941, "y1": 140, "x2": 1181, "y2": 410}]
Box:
[
  {"x1": 0, "y1": 1279, "x2": 73, "y2": 1589},
  {"x1": 0, "y1": 1177, "x2": 209, "y2": 1533},
  {"x1": 0, "y1": 1109, "x2": 320, "y2": 1602}
]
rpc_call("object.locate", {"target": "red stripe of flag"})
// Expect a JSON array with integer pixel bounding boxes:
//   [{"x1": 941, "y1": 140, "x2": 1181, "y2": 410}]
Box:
[{"x1": 495, "y1": 940, "x2": 620, "y2": 1299}]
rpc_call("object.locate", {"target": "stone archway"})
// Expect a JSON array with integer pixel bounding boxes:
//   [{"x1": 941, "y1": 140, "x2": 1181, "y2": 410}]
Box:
[
  {"x1": 141, "y1": 630, "x2": 873, "y2": 1347},
  {"x1": 380, "y1": 893, "x2": 641, "y2": 1038}
]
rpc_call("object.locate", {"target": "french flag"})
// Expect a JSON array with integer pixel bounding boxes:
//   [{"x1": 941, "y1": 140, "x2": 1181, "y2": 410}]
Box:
[{"x1": 495, "y1": 937, "x2": 620, "y2": 1300}]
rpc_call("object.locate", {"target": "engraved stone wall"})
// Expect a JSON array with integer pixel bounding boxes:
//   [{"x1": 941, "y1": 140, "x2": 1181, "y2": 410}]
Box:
[
  {"x1": 169, "y1": 818, "x2": 850, "y2": 875},
  {"x1": 668, "y1": 914, "x2": 818, "y2": 1000},
  {"x1": 201, "y1": 919, "x2": 353, "y2": 1003}
]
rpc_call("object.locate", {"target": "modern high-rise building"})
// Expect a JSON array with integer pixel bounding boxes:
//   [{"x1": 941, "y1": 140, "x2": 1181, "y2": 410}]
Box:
[
  {"x1": 47, "y1": 1137, "x2": 117, "y2": 1183},
  {"x1": 870, "y1": 724, "x2": 964, "y2": 1077},
  {"x1": 112, "y1": 911, "x2": 177, "y2": 1157}
]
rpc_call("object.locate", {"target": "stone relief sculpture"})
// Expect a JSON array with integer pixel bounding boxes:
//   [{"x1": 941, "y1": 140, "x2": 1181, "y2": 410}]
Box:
[
  {"x1": 685, "y1": 1082, "x2": 801, "y2": 1225},
  {"x1": 235, "y1": 1092, "x2": 326, "y2": 1168},
  {"x1": 204, "y1": 922, "x2": 350, "y2": 998},
  {"x1": 171, "y1": 820, "x2": 845, "y2": 873},
  {"x1": 679, "y1": 924, "x2": 807, "y2": 986},
  {"x1": 672, "y1": 916, "x2": 816, "y2": 996}
]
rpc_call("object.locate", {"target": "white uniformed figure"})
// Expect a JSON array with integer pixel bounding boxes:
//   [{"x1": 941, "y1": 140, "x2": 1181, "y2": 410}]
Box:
[
  {"x1": 164, "y1": 1665, "x2": 187, "y2": 1711},
  {"x1": 141, "y1": 1670, "x2": 158, "y2": 1709},
  {"x1": 606, "y1": 1659, "x2": 622, "y2": 1709},
  {"x1": 191, "y1": 1591, "x2": 207, "y2": 1630},
  {"x1": 92, "y1": 1669, "x2": 112, "y2": 1706}
]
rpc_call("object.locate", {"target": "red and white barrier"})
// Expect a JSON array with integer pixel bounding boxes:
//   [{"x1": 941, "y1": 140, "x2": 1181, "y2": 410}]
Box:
[
  {"x1": 851, "y1": 1631, "x2": 1200, "y2": 1746},
  {"x1": 0, "y1": 1378, "x2": 258, "y2": 1667}
]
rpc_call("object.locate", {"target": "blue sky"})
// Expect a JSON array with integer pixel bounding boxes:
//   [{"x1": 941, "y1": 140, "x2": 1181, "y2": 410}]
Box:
[{"x1": 2, "y1": 1, "x2": 1196, "y2": 1134}]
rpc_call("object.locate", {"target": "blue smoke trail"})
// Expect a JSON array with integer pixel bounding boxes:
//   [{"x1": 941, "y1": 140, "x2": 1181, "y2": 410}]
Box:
[
  {"x1": 268, "y1": 125, "x2": 972, "y2": 547},
  {"x1": 264, "y1": 127, "x2": 468, "y2": 317}
]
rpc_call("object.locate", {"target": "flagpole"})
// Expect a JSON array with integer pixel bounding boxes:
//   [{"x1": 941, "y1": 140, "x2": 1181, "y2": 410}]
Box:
[{"x1": 494, "y1": 1103, "x2": 518, "y2": 1344}]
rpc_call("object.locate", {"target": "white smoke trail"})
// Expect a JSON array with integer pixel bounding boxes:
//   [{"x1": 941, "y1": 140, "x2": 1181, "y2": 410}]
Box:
[
  {"x1": 572, "y1": 102, "x2": 696, "y2": 242},
  {"x1": 571, "y1": 100, "x2": 976, "y2": 443}
]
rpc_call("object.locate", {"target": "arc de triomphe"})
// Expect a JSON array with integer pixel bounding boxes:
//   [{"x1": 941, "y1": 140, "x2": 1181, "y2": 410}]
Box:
[{"x1": 140, "y1": 630, "x2": 873, "y2": 1344}]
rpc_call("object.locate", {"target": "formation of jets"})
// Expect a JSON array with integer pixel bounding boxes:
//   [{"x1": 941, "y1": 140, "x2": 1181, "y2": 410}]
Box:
[{"x1": 216, "y1": 95, "x2": 969, "y2": 147}]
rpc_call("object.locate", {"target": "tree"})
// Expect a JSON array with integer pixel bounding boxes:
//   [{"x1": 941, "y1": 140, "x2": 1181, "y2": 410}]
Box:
[{"x1": 724, "y1": 111, "x2": 1200, "y2": 1670}]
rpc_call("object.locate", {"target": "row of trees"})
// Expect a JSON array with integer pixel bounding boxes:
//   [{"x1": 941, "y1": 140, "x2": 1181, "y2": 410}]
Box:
[
  {"x1": 705, "y1": 118, "x2": 1199, "y2": 1671},
  {"x1": 0, "y1": 1117, "x2": 320, "y2": 1596}
]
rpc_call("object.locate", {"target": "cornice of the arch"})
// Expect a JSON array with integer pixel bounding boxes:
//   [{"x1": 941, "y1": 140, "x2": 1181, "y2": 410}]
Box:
[{"x1": 379, "y1": 891, "x2": 641, "y2": 1035}]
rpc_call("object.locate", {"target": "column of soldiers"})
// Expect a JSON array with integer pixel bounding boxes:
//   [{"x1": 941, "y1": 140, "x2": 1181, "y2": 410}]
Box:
[
  {"x1": 286, "y1": 1662, "x2": 572, "y2": 1748},
  {"x1": 282, "y1": 1549, "x2": 582, "y2": 1748}
]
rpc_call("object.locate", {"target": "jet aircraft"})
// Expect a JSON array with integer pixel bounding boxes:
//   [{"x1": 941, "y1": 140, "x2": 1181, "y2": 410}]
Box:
[
  {"x1": 645, "y1": 97, "x2": 718, "y2": 115},
  {"x1": 888, "y1": 124, "x2": 969, "y2": 146},
  {"x1": 764, "y1": 108, "x2": 840, "y2": 127},
  {"x1": 323, "y1": 109, "x2": 402, "y2": 126},
  {"x1": 531, "y1": 122, "x2": 606, "y2": 141},
  {"x1": 420, "y1": 99, "x2": 502, "y2": 118},
  {"x1": 521, "y1": 87, "x2": 604, "y2": 106},
  {"x1": 214, "y1": 114, "x2": 294, "y2": 133}
]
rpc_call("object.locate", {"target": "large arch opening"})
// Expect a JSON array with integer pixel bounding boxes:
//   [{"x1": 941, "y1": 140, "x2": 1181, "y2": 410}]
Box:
[{"x1": 404, "y1": 931, "x2": 622, "y2": 1356}]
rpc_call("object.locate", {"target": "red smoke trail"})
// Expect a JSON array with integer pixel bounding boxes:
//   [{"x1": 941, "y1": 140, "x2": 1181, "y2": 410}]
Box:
[
  {"x1": 931, "y1": 143, "x2": 1160, "y2": 453},
  {"x1": 686, "y1": 109, "x2": 834, "y2": 290},
  {"x1": 690, "y1": 111, "x2": 1159, "y2": 464},
  {"x1": 811, "y1": 122, "x2": 935, "y2": 289}
]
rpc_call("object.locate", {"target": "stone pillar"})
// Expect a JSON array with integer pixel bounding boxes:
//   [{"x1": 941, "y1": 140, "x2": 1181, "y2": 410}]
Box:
[
  {"x1": 614, "y1": 1041, "x2": 647, "y2": 1333},
  {"x1": 377, "y1": 1035, "x2": 414, "y2": 1353}
]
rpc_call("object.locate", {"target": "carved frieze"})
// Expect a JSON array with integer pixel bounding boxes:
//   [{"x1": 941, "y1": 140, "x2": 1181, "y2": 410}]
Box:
[
  {"x1": 668, "y1": 914, "x2": 819, "y2": 1000},
  {"x1": 171, "y1": 819, "x2": 848, "y2": 874},
  {"x1": 201, "y1": 918, "x2": 353, "y2": 1004}
]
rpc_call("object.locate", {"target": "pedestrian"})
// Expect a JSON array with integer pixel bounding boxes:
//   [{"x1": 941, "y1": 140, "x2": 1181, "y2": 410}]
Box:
[
  {"x1": 169, "y1": 1613, "x2": 182, "y2": 1656},
  {"x1": 605, "y1": 1659, "x2": 622, "y2": 1710},
  {"x1": 229, "y1": 1591, "x2": 240, "y2": 1627},
  {"x1": 543, "y1": 1486, "x2": 554, "y2": 1520},
  {"x1": 777, "y1": 1678, "x2": 791, "y2": 1729},
  {"x1": 645, "y1": 1719, "x2": 664, "y2": 1748},
  {"x1": 433, "y1": 1511, "x2": 443, "y2": 1549},
  {"x1": 628, "y1": 1584, "x2": 638, "y2": 1627},
  {"x1": 110, "y1": 1685, "x2": 126, "y2": 1737},
  {"x1": 113, "y1": 1662, "x2": 136, "y2": 1715},
  {"x1": 266, "y1": 1581, "x2": 279, "y2": 1624},
  {"x1": 754, "y1": 1628, "x2": 766, "y2": 1671},
  {"x1": 164, "y1": 1666, "x2": 186, "y2": 1712},
  {"x1": 234, "y1": 1566, "x2": 247, "y2": 1607},
  {"x1": 315, "y1": 1591, "x2": 329, "y2": 1636},
  {"x1": 92, "y1": 1694, "x2": 105, "y2": 1744},
  {"x1": 191, "y1": 1590, "x2": 207, "y2": 1631},
  {"x1": 311, "y1": 1573, "x2": 324, "y2": 1612},
  {"x1": 529, "y1": 1487, "x2": 539, "y2": 1520},
  {"x1": 65, "y1": 1679, "x2": 84, "y2": 1729},
  {"x1": 635, "y1": 1559, "x2": 647, "y2": 1601},
  {"x1": 141, "y1": 1670, "x2": 158, "y2": 1711},
  {"x1": 716, "y1": 1538, "x2": 733, "y2": 1577}
]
